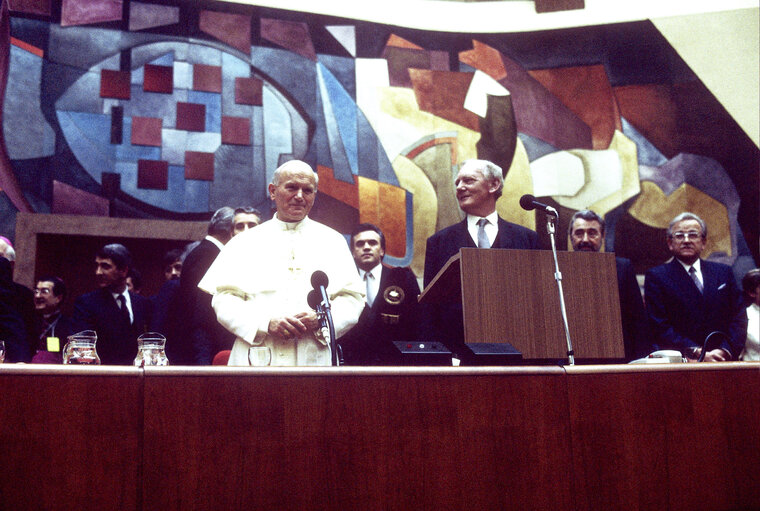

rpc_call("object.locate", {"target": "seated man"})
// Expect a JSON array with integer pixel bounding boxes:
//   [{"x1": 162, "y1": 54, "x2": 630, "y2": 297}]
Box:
[
  {"x1": 199, "y1": 160, "x2": 364, "y2": 366},
  {"x1": 31, "y1": 276, "x2": 77, "y2": 363},
  {"x1": 339, "y1": 223, "x2": 421, "y2": 365},
  {"x1": 72, "y1": 244, "x2": 153, "y2": 365},
  {"x1": 644, "y1": 212, "x2": 747, "y2": 361},
  {"x1": 568, "y1": 210, "x2": 649, "y2": 361}
]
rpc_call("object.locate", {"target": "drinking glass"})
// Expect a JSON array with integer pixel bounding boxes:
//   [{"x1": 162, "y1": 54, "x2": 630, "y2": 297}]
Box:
[
  {"x1": 0, "y1": 340, "x2": 6, "y2": 363},
  {"x1": 248, "y1": 346, "x2": 271, "y2": 366}
]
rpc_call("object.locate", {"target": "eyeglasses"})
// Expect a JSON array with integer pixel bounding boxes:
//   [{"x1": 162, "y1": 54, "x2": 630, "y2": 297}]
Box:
[
  {"x1": 34, "y1": 288, "x2": 52, "y2": 295},
  {"x1": 671, "y1": 231, "x2": 703, "y2": 242}
]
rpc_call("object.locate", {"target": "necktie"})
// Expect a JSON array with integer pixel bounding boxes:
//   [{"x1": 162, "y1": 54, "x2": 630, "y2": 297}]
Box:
[
  {"x1": 117, "y1": 294, "x2": 132, "y2": 324},
  {"x1": 364, "y1": 272, "x2": 375, "y2": 307},
  {"x1": 689, "y1": 266, "x2": 704, "y2": 294},
  {"x1": 477, "y1": 218, "x2": 490, "y2": 248}
]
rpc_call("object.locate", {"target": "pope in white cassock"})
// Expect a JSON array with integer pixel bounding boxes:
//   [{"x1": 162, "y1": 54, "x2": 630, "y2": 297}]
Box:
[{"x1": 198, "y1": 160, "x2": 365, "y2": 366}]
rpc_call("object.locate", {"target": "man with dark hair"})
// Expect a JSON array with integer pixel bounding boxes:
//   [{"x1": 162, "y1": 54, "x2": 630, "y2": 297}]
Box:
[
  {"x1": 72, "y1": 243, "x2": 153, "y2": 365},
  {"x1": 168, "y1": 206, "x2": 236, "y2": 365},
  {"x1": 232, "y1": 206, "x2": 262, "y2": 237},
  {"x1": 338, "y1": 223, "x2": 421, "y2": 365},
  {"x1": 31, "y1": 276, "x2": 77, "y2": 363},
  {"x1": 568, "y1": 209, "x2": 649, "y2": 361},
  {"x1": 423, "y1": 159, "x2": 539, "y2": 356},
  {"x1": 162, "y1": 249, "x2": 184, "y2": 281},
  {"x1": 644, "y1": 212, "x2": 747, "y2": 361}
]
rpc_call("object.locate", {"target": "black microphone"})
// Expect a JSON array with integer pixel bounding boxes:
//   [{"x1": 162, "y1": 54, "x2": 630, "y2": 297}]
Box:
[
  {"x1": 310, "y1": 270, "x2": 330, "y2": 310},
  {"x1": 307, "y1": 289, "x2": 322, "y2": 311},
  {"x1": 519, "y1": 194, "x2": 558, "y2": 217}
]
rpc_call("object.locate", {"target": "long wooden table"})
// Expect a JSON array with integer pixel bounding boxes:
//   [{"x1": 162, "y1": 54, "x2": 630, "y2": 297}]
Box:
[{"x1": 1, "y1": 364, "x2": 759, "y2": 510}]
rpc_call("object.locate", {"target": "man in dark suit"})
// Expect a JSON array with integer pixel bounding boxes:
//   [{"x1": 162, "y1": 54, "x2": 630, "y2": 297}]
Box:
[
  {"x1": 72, "y1": 244, "x2": 153, "y2": 365},
  {"x1": 338, "y1": 224, "x2": 421, "y2": 365},
  {"x1": 423, "y1": 159, "x2": 539, "y2": 357},
  {"x1": 644, "y1": 212, "x2": 747, "y2": 361},
  {"x1": 167, "y1": 206, "x2": 238, "y2": 365},
  {"x1": 568, "y1": 210, "x2": 650, "y2": 361}
]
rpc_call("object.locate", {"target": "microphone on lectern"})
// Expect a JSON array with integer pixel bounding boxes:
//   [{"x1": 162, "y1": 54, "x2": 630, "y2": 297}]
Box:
[{"x1": 519, "y1": 194, "x2": 558, "y2": 217}]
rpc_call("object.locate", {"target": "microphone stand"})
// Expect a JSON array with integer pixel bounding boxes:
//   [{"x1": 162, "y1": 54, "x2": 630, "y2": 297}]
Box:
[
  {"x1": 545, "y1": 212, "x2": 575, "y2": 365},
  {"x1": 317, "y1": 298, "x2": 339, "y2": 366}
]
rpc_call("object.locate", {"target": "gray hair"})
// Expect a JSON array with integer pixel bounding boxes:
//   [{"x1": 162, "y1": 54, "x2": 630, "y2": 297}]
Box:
[
  {"x1": 208, "y1": 206, "x2": 235, "y2": 237},
  {"x1": 272, "y1": 160, "x2": 319, "y2": 188},
  {"x1": 458, "y1": 159, "x2": 504, "y2": 198},
  {"x1": 667, "y1": 212, "x2": 707, "y2": 239},
  {"x1": 568, "y1": 209, "x2": 606, "y2": 238}
]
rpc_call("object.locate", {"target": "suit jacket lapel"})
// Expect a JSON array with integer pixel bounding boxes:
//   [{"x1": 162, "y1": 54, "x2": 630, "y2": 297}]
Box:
[
  {"x1": 457, "y1": 219, "x2": 477, "y2": 249},
  {"x1": 670, "y1": 259, "x2": 704, "y2": 304}
]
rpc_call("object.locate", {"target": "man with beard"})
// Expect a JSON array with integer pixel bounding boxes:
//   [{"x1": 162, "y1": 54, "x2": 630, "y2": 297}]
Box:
[{"x1": 568, "y1": 210, "x2": 649, "y2": 360}]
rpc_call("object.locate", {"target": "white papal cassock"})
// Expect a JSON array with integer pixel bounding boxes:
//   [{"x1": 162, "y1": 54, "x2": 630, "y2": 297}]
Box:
[{"x1": 198, "y1": 216, "x2": 364, "y2": 366}]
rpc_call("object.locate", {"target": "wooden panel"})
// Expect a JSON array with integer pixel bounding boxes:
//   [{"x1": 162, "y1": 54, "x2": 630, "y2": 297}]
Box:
[
  {"x1": 13, "y1": 212, "x2": 208, "y2": 298},
  {"x1": 567, "y1": 364, "x2": 760, "y2": 511},
  {"x1": 460, "y1": 249, "x2": 623, "y2": 359},
  {"x1": 0, "y1": 365, "x2": 142, "y2": 510},
  {"x1": 142, "y1": 366, "x2": 571, "y2": 511}
]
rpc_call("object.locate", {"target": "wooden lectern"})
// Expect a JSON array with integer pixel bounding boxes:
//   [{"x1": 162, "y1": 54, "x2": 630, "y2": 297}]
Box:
[{"x1": 419, "y1": 248, "x2": 625, "y2": 360}]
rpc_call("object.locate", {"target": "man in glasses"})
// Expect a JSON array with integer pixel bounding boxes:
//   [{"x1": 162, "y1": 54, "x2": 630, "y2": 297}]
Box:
[{"x1": 644, "y1": 212, "x2": 747, "y2": 361}]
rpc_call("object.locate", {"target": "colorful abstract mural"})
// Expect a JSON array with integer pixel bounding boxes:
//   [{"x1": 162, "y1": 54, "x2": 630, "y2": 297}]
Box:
[{"x1": 1, "y1": 0, "x2": 757, "y2": 279}]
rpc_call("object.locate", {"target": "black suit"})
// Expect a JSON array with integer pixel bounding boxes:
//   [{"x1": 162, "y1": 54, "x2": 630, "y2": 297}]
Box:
[
  {"x1": 615, "y1": 257, "x2": 649, "y2": 361},
  {"x1": 644, "y1": 258, "x2": 747, "y2": 358},
  {"x1": 0, "y1": 256, "x2": 35, "y2": 362},
  {"x1": 339, "y1": 265, "x2": 421, "y2": 365},
  {"x1": 423, "y1": 217, "x2": 539, "y2": 355},
  {"x1": 169, "y1": 238, "x2": 234, "y2": 365},
  {"x1": 72, "y1": 288, "x2": 153, "y2": 365}
]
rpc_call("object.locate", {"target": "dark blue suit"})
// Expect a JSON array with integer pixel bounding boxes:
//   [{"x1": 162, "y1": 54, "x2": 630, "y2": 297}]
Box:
[
  {"x1": 423, "y1": 217, "x2": 539, "y2": 354},
  {"x1": 644, "y1": 259, "x2": 747, "y2": 358},
  {"x1": 424, "y1": 217, "x2": 539, "y2": 287},
  {"x1": 72, "y1": 288, "x2": 153, "y2": 365},
  {"x1": 615, "y1": 257, "x2": 649, "y2": 361},
  {"x1": 338, "y1": 265, "x2": 421, "y2": 365}
]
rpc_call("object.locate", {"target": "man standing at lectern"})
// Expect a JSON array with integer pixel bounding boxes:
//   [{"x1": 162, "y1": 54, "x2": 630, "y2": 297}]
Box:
[
  {"x1": 644, "y1": 212, "x2": 746, "y2": 361},
  {"x1": 198, "y1": 160, "x2": 364, "y2": 366},
  {"x1": 568, "y1": 209, "x2": 649, "y2": 361},
  {"x1": 423, "y1": 159, "x2": 538, "y2": 357}
]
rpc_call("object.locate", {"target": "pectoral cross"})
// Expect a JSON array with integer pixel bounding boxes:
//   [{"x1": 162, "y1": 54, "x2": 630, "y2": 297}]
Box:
[{"x1": 288, "y1": 249, "x2": 302, "y2": 274}]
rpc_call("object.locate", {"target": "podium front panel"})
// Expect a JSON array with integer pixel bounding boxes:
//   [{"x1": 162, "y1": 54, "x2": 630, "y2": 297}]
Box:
[{"x1": 459, "y1": 248, "x2": 624, "y2": 359}]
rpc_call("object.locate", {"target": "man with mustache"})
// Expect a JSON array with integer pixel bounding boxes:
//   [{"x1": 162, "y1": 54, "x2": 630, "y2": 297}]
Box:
[
  {"x1": 30, "y1": 276, "x2": 77, "y2": 363},
  {"x1": 644, "y1": 212, "x2": 747, "y2": 361},
  {"x1": 568, "y1": 209, "x2": 649, "y2": 361}
]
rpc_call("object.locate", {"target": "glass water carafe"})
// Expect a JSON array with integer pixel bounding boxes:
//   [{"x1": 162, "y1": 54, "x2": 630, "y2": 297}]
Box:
[
  {"x1": 134, "y1": 332, "x2": 169, "y2": 366},
  {"x1": 62, "y1": 330, "x2": 101, "y2": 365}
]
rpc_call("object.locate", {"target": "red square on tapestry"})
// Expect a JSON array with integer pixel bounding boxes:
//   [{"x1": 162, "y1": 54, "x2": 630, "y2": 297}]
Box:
[
  {"x1": 193, "y1": 64, "x2": 222, "y2": 93},
  {"x1": 137, "y1": 159, "x2": 169, "y2": 190},
  {"x1": 100, "y1": 69, "x2": 131, "y2": 99},
  {"x1": 235, "y1": 76, "x2": 263, "y2": 105},
  {"x1": 144, "y1": 64, "x2": 173, "y2": 93},
  {"x1": 221, "y1": 116, "x2": 250, "y2": 145},
  {"x1": 185, "y1": 151, "x2": 214, "y2": 181},
  {"x1": 131, "y1": 117, "x2": 162, "y2": 147},
  {"x1": 176, "y1": 102, "x2": 206, "y2": 132}
]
